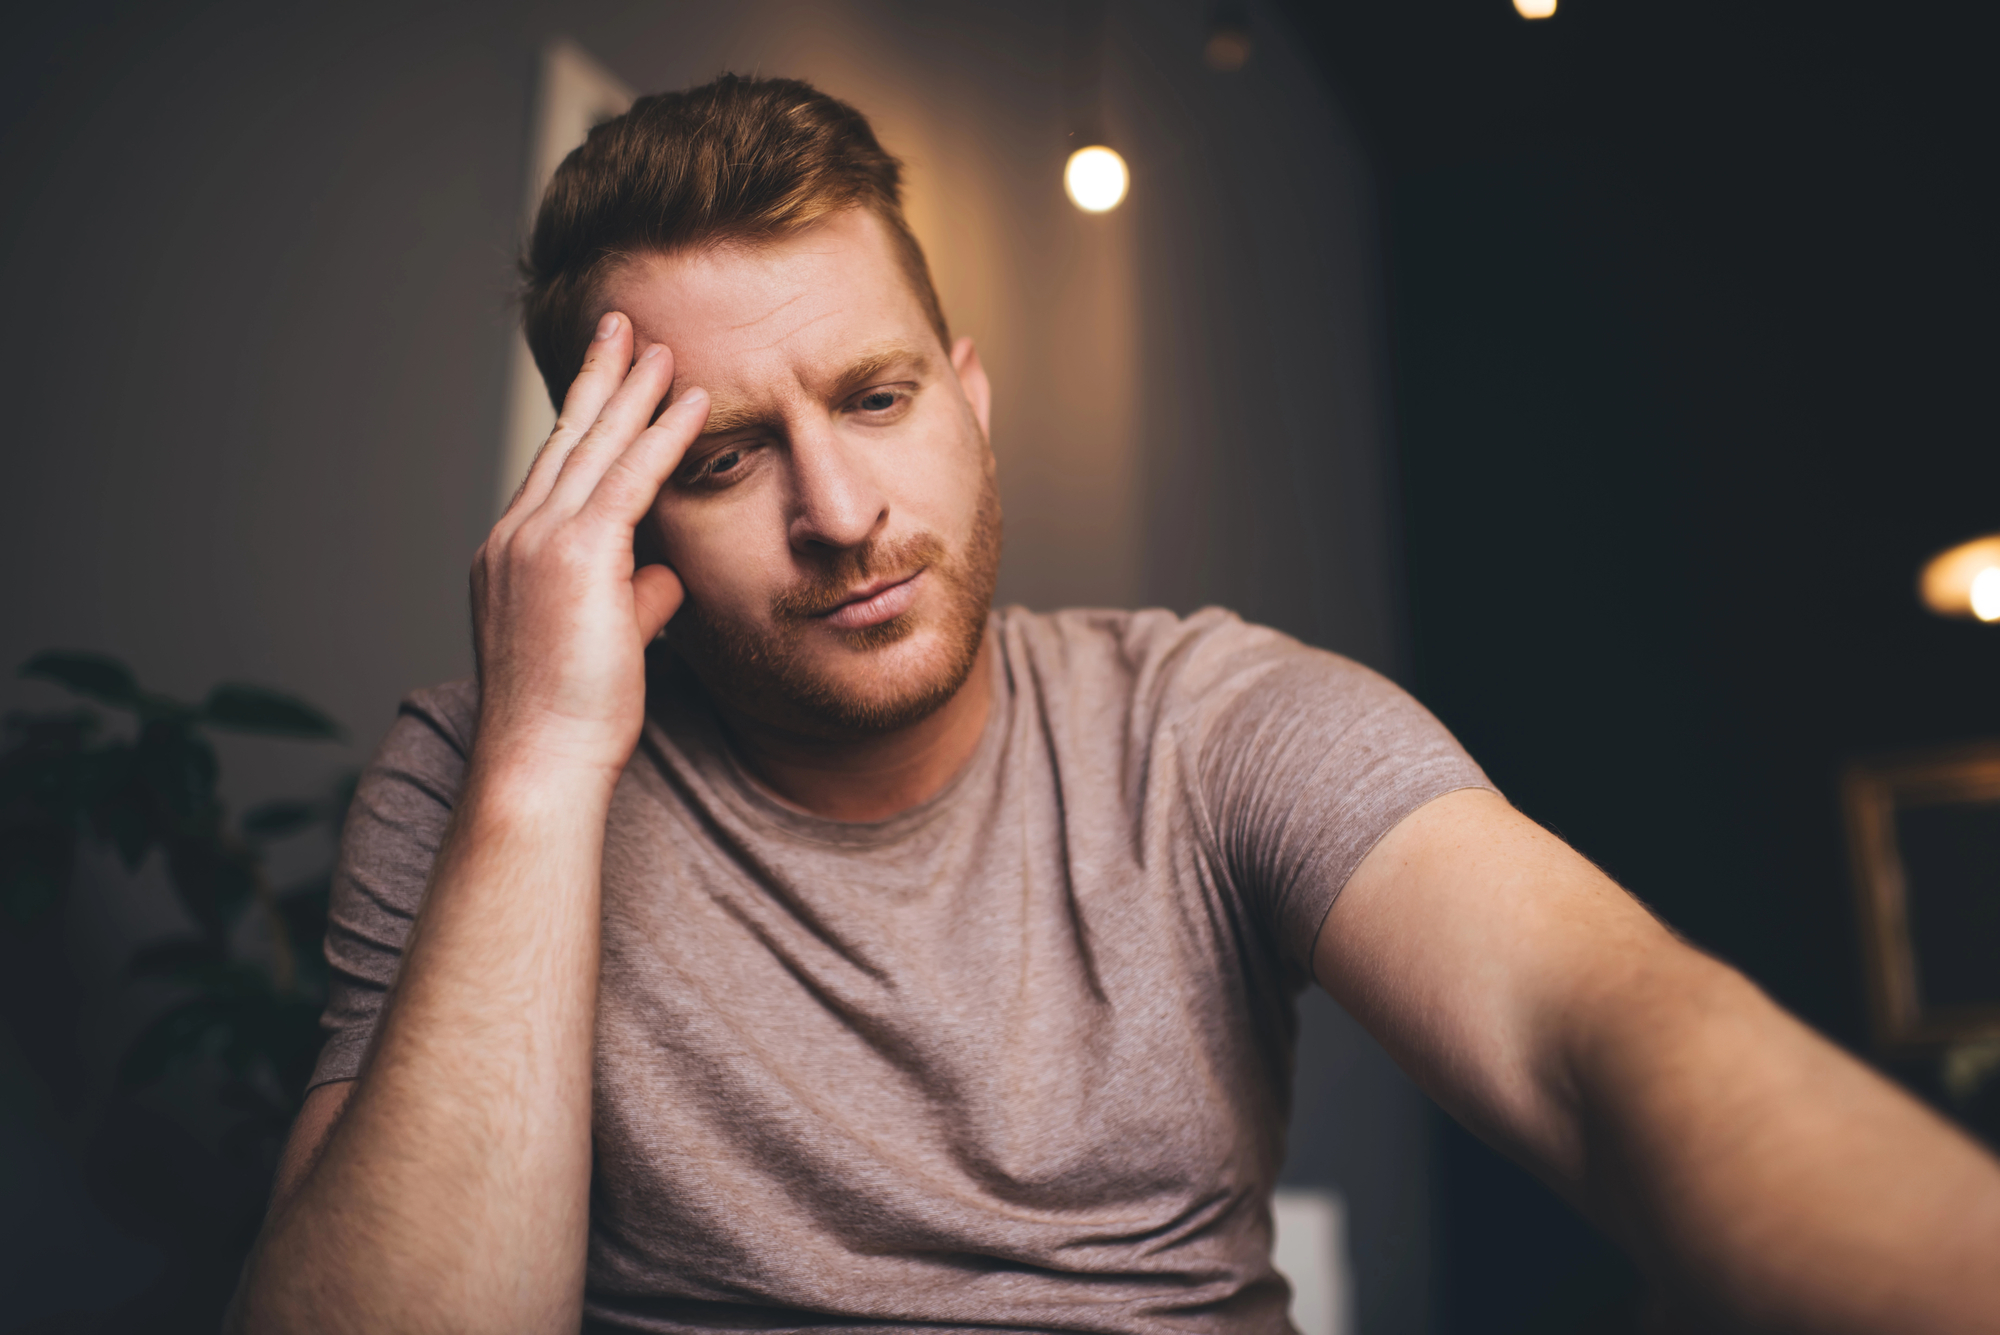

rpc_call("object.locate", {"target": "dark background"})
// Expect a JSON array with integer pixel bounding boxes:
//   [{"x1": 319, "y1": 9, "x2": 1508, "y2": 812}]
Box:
[
  {"x1": 3, "y1": 1, "x2": 1997, "y2": 1332},
  {"x1": 1275, "y1": 0, "x2": 2000, "y2": 1328}
]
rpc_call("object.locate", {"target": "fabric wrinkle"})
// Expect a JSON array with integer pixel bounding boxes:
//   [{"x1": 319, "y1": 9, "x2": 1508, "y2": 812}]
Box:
[{"x1": 311, "y1": 605, "x2": 1493, "y2": 1332}]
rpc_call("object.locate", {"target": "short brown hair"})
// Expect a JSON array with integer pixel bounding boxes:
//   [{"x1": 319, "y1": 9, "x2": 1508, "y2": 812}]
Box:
[{"x1": 520, "y1": 74, "x2": 949, "y2": 408}]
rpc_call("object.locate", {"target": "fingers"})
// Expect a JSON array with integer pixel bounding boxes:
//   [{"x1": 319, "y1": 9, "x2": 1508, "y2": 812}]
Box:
[
  {"x1": 631, "y1": 564, "x2": 685, "y2": 643},
  {"x1": 583, "y1": 386, "x2": 711, "y2": 527},
  {"x1": 509, "y1": 311, "x2": 634, "y2": 518},
  {"x1": 543, "y1": 342, "x2": 678, "y2": 513}
]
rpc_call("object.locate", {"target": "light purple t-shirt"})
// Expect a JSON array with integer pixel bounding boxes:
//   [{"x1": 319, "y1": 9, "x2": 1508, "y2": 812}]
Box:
[{"x1": 314, "y1": 606, "x2": 1490, "y2": 1332}]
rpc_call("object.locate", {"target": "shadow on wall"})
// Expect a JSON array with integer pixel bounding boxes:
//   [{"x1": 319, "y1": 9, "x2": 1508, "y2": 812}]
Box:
[{"x1": 0, "y1": 1, "x2": 1410, "y2": 1331}]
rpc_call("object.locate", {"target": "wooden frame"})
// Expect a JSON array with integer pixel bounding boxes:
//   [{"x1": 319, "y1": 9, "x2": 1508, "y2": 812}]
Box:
[{"x1": 1842, "y1": 741, "x2": 2000, "y2": 1053}]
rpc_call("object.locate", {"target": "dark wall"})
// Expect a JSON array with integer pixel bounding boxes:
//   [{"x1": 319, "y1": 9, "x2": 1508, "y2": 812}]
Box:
[{"x1": 1279, "y1": 0, "x2": 2000, "y2": 1329}]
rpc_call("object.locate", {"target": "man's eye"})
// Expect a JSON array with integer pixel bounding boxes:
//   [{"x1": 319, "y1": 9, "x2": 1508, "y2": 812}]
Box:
[
  {"x1": 690, "y1": 447, "x2": 747, "y2": 483},
  {"x1": 857, "y1": 389, "x2": 900, "y2": 412}
]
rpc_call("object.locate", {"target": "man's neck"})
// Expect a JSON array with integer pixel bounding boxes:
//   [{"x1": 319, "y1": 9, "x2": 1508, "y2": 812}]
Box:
[{"x1": 711, "y1": 637, "x2": 996, "y2": 823}]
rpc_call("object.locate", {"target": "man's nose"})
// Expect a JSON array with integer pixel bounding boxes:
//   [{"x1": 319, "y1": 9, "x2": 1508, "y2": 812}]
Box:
[{"x1": 785, "y1": 418, "x2": 888, "y2": 555}]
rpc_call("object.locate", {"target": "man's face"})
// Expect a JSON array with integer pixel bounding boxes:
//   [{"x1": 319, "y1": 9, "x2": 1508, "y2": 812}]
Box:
[{"x1": 601, "y1": 208, "x2": 1001, "y2": 739}]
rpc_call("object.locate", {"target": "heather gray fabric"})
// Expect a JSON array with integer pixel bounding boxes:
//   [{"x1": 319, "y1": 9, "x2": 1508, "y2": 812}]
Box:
[{"x1": 312, "y1": 606, "x2": 1491, "y2": 1333}]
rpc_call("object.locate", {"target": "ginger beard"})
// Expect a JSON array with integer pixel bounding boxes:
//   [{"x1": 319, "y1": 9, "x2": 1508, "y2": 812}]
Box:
[{"x1": 663, "y1": 468, "x2": 1002, "y2": 739}]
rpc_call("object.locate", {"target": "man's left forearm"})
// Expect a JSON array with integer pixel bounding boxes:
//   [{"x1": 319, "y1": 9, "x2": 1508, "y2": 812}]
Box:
[{"x1": 1565, "y1": 949, "x2": 2000, "y2": 1332}]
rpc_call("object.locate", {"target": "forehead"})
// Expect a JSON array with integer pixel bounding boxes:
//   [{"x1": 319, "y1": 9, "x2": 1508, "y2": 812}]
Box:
[{"x1": 600, "y1": 209, "x2": 936, "y2": 395}]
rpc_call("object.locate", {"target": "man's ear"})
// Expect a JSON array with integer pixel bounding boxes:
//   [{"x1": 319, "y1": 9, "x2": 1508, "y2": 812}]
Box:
[{"x1": 950, "y1": 336, "x2": 991, "y2": 442}]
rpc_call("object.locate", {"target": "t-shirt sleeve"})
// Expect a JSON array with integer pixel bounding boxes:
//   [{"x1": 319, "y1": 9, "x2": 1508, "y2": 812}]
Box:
[
  {"x1": 308, "y1": 680, "x2": 477, "y2": 1091},
  {"x1": 1172, "y1": 614, "x2": 1494, "y2": 981}
]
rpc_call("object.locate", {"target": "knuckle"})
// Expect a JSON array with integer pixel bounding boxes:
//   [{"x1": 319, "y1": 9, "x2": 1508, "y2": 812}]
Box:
[
  {"x1": 509, "y1": 515, "x2": 551, "y2": 554},
  {"x1": 550, "y1": 530, "x2": 594, "y2": 565},
  {"x1": 560, "y1": 424, "x2": 606, "y2": 460}
]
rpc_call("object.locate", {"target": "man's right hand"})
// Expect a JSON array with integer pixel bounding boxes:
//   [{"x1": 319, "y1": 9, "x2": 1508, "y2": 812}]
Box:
[
  {"x1": 471, "y1": 311, "x2": 710, "y2": 784},
  {"x1": 229, "y1": 312, "x2": 710, "y2": 1335}
]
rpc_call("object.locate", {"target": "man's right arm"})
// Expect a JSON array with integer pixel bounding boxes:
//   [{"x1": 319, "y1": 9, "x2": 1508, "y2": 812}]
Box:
[
  {"x1": 1321, "y1": 788, "x2": 2000, "y2": 1331},
  {"x1": 228, "y1": 313, "x2": 711, "y2": 1333}
]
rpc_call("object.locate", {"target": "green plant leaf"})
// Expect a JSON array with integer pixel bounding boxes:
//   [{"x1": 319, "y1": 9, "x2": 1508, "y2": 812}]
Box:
[
  {"x1": 241, "y1": 799, "x2": 321, "y2": 841},
  {"x1": 100, "y1": 797, "x2": 152, "y2": 870},
  {"x1": 21, "y1": 652, "x2": 143, "y2": 709},
  {"x1": 79, "y1": 747, "x2": 153, "y2": 869},
  {"x1": 1, "y1": 709, "x2": 99, "y2": 775},
  {"x1": 75, "y1": 741, "x2": 135, "y2": 803},
  {"x1": 136, "y1": 722, "x2": 219, "y2": 832},
  {"x1": 162, "y1": 839, "x2": 227, "y2": 937},
  {"x1": 200, "y1": 685, "x2": 342, "y2": 740}
]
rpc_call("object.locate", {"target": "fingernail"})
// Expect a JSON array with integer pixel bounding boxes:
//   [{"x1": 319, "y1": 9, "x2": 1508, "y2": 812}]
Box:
[
  {"x1": 640, "y1": 344, "x2": 665, "y2": 362},
  {"x1": 594, "y1": 312, "x2": 619, "y2": 341}
]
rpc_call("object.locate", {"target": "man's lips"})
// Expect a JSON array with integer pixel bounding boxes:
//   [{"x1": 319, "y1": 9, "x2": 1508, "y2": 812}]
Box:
[{"x1": 818, "y1": 571, "x2": 923, "y2": 630}]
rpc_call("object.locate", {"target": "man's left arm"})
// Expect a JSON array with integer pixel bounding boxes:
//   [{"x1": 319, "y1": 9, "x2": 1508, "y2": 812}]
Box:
[{"x1": 1318, "y1": 787, "x2": 2000, "y2": 1333}]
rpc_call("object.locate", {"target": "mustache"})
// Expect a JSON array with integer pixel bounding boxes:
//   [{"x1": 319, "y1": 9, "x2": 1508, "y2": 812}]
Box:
[{"x1": 770, "y1": 532, "x2": 948, "y2": 622}]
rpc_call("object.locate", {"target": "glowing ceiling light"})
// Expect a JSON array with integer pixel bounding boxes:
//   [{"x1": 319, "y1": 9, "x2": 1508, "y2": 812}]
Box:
[
  {"x1": 1918, "y1": 534, "x2": 2000, "y2": 622},
  {"x1": 1064, "y1": 146, "x2": 1129, "y2": 213},
  {"x1": 1514, "y1": 0, "x2": 1557, "y2": 17},
  {"x1": 1972, "y1": 567, "x2": 2000, "y2": 623}
]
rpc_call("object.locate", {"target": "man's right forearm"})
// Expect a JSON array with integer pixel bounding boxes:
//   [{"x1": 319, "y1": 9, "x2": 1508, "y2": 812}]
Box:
[
  {"x1": 234, "y1": 313, "x2": 702, "y2": 1330},
  {"x1": 233, "y1": 759, "x2": 616, "y2": 1333}
]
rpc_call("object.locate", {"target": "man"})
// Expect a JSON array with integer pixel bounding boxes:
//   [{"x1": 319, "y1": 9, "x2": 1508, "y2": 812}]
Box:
[{"x1": 231, "y1": 75, "x2": 2000, "y2": 1333}]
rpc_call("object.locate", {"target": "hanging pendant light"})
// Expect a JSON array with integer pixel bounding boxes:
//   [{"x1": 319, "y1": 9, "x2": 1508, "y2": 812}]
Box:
[
  {"x1": 1064, "y1": 146, "x2": 1129, "y2": 213},
  {"x1": 1060, "y1": 0, "x2": 1126, "y2": 214}
]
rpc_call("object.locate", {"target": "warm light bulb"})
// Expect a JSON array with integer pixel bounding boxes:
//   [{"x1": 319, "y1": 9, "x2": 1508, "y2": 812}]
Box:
[
  {"x1": 1918, "y1": 534, "x2": 2000, "y2": 622},
  {"x1": 1514, "y1": 0, "x2": 1557, "y2": 17},
  {"x1": 1064, "y1": 146, "x2": 1129, "y2": 213},
  {"x1": 1972, "y1": 566, "x2": 2000, "y2": 622}
]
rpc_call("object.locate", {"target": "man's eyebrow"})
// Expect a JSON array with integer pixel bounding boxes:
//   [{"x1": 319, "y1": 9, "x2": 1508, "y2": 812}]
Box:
[
  {"x1": 686, "y1": 341, "x2": 936, "y2": 438},
  {"x1": 827, "y1": 340, "x2": 934, "y2": 397},
  {"x1": 691, "y1": 394, "x2": 766, "y2": 437}
]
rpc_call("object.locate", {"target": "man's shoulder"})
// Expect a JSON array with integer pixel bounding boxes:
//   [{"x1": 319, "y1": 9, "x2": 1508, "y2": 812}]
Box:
[
  {"x1": 998, "y1": 604, "x2": 1374, "y2": 677},
  {"x1": 994, "y1": 605, "x2": 1390, "y2": 723},
  {"x1": 380, "y1": 676, "x2": 481, "y2": 762}
]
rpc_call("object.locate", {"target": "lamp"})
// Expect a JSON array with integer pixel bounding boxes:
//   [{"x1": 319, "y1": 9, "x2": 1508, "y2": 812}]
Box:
[
  {"x1": 1064, "y1": 146, "x2": 1129, "y2": 213},
  {"x1": 1060, "y1": 0, "x2": 1126, "y2": 214},
  {"x1": 1918, "y1": 534, "x2": 2000, "y2": 623}
]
